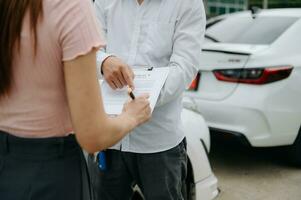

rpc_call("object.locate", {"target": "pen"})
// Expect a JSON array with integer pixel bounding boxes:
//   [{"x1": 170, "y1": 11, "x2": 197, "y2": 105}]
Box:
[
  {"x1": 97, "y1": 151, "x2": 107, "y2": 171},
  {"x1": 127, "y1": 87, "x2": 136, "y2": 100}
]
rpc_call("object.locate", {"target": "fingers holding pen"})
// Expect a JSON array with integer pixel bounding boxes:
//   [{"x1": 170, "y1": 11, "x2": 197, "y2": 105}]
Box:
[
  {"x1": 101, "y1": 56, "x2": 151, "y2": 125},
  {"x1": 122, "y1": 93, "x2": 152, "y2": 126}
]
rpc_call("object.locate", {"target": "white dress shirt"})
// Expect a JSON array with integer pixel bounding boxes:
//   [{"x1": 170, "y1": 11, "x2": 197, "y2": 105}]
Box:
[{"x1": 95, "y1": 0, "x2": 206, "y2": 153}]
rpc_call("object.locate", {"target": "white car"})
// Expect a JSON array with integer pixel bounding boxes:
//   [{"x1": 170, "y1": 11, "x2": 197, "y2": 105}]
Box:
[
  {"x1": 132, "y1": 108, "x2": 219, "y2": 200},
  {"x1": 185, "y1": 9, "x2": 301, "y2": 165}
]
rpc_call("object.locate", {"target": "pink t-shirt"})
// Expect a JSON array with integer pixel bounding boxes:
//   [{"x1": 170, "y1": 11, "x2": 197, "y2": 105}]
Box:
[{"x1": 0, "y1": 0, "x2": 104, "y2": 138}]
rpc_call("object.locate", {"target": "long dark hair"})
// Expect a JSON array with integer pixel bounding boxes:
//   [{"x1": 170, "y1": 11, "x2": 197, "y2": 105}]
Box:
[{"x1": 0, "y1": 0, "x2": 43, "y2": 98}]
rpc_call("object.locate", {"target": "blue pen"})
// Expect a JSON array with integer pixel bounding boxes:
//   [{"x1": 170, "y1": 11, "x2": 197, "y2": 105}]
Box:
[{"x1": 97, "y1": 151, "x2": 107, "y2": 171}]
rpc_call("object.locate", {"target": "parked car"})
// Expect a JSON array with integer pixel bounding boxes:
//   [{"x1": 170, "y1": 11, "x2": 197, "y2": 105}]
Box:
[
  {"x1": 132, "y1": 107, "x2": 219, "y2": 200},
  {"x1": 185, "y1": 9, "x2": 301, "y2": 165}
]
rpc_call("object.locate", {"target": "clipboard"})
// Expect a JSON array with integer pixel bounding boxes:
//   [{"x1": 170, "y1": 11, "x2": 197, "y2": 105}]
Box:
[{"x1": 99, "y1": 66, "x2": 170, "y2": 115}]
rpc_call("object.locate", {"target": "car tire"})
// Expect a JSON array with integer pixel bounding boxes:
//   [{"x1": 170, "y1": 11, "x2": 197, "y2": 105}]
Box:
[{"x1": 289, "y1": 126, "x2": 301, "y2": 166}]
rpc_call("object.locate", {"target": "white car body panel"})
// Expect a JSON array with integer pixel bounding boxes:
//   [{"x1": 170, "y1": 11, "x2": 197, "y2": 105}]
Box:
[
  {"x1": 186, "y1": 74, "x2": 301, "y2": 147},
  {"x1": 182, "y1": 108, "x2": 219, "y2": 199},
  {"x1": 185, "y1": 9, "x2": 301, "y2": 147},
  {"x1": 202, "y1": 43, "x2": 269, "y2": 56},
  {"x1": 195, "y1": 174, "x2": 219, "y2": 200}
]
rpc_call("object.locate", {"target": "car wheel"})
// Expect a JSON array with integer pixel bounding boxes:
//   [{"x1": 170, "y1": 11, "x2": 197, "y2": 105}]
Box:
[{"x1": 289, "y1": 126, "x2": 301, "y2": 166}]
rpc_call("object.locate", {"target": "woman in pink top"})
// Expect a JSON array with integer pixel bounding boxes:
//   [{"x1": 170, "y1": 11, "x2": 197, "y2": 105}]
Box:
[{"x1": 0, "y1": 0, "x2": 151, "y2": 199}]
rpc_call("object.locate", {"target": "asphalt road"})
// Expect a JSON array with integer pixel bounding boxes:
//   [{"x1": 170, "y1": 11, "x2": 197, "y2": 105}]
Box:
[{"x1": 209, "y1": 134, "x2": 301, "y2": 200}]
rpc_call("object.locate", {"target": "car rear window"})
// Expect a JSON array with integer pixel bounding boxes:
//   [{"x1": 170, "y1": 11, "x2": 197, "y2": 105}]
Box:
[{"x1": 206, "y1": 16, "x2": 298, "y2": 45}]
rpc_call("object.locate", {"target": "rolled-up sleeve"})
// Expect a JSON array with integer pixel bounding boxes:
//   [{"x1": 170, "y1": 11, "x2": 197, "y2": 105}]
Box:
[
  {"x1": 156, "y1": 0, "x2": 206, "y2": 107},
  {"x1": 94, "y1": 0, "x2": 113, "y2": 77}
]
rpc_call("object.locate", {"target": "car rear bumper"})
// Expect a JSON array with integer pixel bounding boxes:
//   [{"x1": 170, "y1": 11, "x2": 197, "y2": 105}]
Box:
[
  {"x1": 194, "y1": 98, "x2": 299, "y2": 147},
  {"x1": 184, "y1": 79, "x2": 301, "y2": 147}
]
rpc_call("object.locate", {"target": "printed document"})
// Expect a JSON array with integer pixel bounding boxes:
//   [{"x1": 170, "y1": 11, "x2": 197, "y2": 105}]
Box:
[{"x1": 100, "y1": 67, "x2": 169, "y2": 115}]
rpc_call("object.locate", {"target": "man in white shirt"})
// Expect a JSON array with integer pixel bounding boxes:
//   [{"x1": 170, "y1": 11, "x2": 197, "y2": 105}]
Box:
[{"x1": 91, "y1": 0, "x2": 206, "y2": 199}]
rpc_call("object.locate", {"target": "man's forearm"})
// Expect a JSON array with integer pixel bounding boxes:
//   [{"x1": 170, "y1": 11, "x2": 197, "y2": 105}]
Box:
[
  {"x1": 156, "y1": 0, "x2": 206, "y2": 107},
  {"x1": 96, "y1": 50, "x2": 113, "y2": 78},
  {"x1": 156, "y1": 60, "x2": 198, "y2": 107}
]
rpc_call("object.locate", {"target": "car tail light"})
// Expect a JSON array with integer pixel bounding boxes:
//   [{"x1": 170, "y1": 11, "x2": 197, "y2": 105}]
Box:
[
  {"x1": 188, "y1": 72, "x2": 201, "y2": 91},
  {"x1": 213, "y1": 66, "x2": 293, "y2": 85}
]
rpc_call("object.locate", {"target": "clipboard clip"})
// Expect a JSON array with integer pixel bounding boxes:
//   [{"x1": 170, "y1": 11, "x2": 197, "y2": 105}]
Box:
[{"x1": 132, "y1": 65, "x2": 154, "y2": 71}]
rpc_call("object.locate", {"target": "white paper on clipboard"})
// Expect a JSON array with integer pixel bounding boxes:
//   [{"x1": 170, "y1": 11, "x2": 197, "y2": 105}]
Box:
[{"x1": 100, "y1": 67, "x2": 169, "y2": 115}]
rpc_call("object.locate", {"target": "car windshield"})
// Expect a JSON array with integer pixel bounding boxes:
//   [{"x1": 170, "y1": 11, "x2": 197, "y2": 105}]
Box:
[{"x1": 206, "y1": 15, "x2": 298, "y2": 45}]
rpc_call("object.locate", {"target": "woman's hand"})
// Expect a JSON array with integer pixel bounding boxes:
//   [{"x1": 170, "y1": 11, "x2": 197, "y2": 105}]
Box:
[
  {"x1": 122, "y1": 94, "x2": 151, "y2": 128},
  {"x1": 64, "y1": 50, "x2": 151, "y2": 153}
]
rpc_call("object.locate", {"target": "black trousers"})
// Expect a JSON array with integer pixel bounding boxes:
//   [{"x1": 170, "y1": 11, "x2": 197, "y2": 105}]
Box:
[
  {"x1": 88, "y1": 139, "x2": 187, "y2": 200},
  {"x1": 0, "y1": 131, "x2": 92, "y2": 200}
]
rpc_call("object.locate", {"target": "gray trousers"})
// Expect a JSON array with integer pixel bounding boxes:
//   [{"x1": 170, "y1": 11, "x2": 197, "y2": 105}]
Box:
[{"x1": 88, "y1": 139, "x2": 187, "y2": 200}]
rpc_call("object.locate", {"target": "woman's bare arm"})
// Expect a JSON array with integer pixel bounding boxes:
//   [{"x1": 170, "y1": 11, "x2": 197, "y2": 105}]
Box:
[{"x1": 64, "y1": 49, "x2": 150, "y2": 153}]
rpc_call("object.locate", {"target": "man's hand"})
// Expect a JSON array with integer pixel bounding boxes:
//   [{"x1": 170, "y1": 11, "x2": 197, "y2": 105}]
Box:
[{"x1": 101, "y1": 56, "x2": 135, "y2": 90}]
